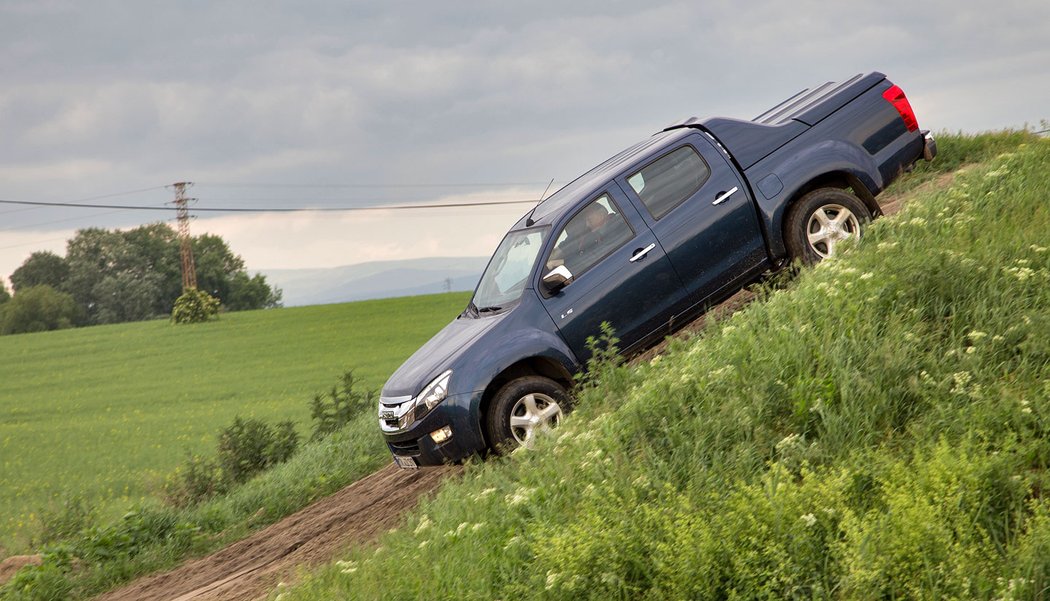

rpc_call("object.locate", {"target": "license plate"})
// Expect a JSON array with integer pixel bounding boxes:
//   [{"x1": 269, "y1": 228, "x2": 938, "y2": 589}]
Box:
[{"x1": 393, "y1": 455, "x2": 418, "y2": 470}]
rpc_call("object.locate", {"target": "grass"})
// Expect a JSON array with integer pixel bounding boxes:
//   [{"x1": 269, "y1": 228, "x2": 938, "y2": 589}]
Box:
[
  {"x1": 0, "y1": 292, "x2": 470, "y2": 553},
  {"x1": 271, "y1": 132, "x2": 1050, "y2": 600}
]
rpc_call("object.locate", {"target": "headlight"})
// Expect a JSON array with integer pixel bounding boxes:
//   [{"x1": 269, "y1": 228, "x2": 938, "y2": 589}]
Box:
[{"x1": 414, "y1": 370, "x2": 452, "y2": 416}]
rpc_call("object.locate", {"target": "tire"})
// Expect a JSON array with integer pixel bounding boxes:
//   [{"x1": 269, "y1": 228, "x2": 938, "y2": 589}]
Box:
[
  {"x1": 784, "y1": 188, "x2": 870, "y2": 265},
  {"x1": 485, "y1": 376, "x2": 570, "y2": 454}
]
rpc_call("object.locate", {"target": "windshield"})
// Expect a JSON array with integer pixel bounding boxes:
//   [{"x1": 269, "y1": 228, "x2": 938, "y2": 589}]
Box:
[{"x1": 472, "y1": 227, "x2": 548, "y2": 310}]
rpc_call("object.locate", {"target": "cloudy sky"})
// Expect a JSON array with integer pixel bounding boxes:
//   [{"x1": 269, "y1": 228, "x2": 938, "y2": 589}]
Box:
[{"x1": 1, "y1": 0, "x2": 1047, "y2": 286}]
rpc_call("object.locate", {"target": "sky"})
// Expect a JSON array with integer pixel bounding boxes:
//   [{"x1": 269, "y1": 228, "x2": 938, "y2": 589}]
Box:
[{"x1": 1, "y1": 0, "x2": 1048, "y2": 288}]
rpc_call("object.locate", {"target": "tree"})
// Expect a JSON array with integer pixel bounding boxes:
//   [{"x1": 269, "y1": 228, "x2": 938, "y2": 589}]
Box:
[
  {"x1": 63, "y1": 228, "x2": 128, "y2": 325},
  {"x1": 192, "y1": 234, "x2": 246, "y2": 304},
  {"x1": 93, "y1": 272, "x2": 164, "y2": 324},
  {"x1": 10, "y1": 251, "x2": 70, "y2": 292},
  {"x1": 226, "y1": 272, "x2": 282, "y2": 311},
  {"x1": 0, "y1": 280, "x2": 10, "y2": 305},
  {"x1": 0, "y1": 285, "x2": 79, "y2": 335}
]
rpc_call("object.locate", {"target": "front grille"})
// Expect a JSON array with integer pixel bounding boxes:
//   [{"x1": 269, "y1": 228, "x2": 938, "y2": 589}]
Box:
[{"x1": 389, "y1": 439, "x2": 421, "y2": 456}]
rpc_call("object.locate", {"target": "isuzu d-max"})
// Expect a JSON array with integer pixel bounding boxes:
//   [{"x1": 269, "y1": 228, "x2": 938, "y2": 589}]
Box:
[{"x1": 379, "y1": 72, "x2": 936, "y2": 468}]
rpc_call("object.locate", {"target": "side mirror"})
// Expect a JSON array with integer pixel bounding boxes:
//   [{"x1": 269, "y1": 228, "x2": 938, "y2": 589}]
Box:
[{"x1": 542, "y1": 265, "x2": 574, "y2": 292}]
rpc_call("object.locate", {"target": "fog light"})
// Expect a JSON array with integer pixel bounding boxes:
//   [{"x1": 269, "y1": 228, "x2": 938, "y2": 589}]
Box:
[{"x1": 430, "y1": 426, "x2": 453, "y2": 445}]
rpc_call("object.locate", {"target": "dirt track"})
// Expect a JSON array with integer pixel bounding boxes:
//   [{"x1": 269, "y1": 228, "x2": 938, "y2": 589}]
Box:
[
  {"x1": 96, "y1": 465, "x2": 458, "y2": 601},
  {"x1": 90, "y1": 190, "x2": 927, "y2": 601}
]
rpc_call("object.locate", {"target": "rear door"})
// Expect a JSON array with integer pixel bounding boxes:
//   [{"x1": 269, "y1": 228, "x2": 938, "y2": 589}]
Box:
[
  {"x1": 538, "y1": 186, "x2": 688, "y2": 360},
  {"x1": 616, "y1": 133, "x2": 767, "y2": 305}
]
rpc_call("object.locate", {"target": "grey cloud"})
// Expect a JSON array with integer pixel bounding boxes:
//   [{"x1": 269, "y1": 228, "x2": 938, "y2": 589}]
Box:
[{"x1": 0, "y1": 0, "x2": 1046, "y2": 242}]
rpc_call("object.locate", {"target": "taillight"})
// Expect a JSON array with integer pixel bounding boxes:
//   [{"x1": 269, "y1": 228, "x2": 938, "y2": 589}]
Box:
[{"x1": 882, "y1": 84, "x2": 919, "y2": 132}]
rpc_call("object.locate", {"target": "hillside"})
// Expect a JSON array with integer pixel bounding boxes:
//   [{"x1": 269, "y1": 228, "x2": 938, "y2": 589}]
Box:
[
  {"x1": 0, "y1": 292, "x2": 470, "y2": 552},
  {"x1": 271, "y1": 132, "x2": 1050, "y2": 600}
]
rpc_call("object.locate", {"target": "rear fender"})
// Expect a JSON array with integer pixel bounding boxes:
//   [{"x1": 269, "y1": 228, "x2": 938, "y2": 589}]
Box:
[{"x1": 753, "y1": 139, "x2": 881, "y2": 258}]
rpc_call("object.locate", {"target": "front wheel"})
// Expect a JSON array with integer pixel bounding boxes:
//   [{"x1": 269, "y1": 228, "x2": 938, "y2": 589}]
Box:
[
  {"x1": 485, "y1": 376, "x2": 570, "y2": 454},
  {"x1": 784, "y1": 188, "x2": 870, "y2": 265}
]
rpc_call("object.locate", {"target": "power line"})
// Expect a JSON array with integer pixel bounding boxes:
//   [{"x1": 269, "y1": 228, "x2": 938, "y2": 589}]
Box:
[
  {"x1": 197, "y1": 181, "x2": 558, "y2": 189},
  {"x1": 0, "y1": 185, "x2": 168, "y2": 216},
  {"x1": 0, "y1": 197, "x2": 541, "y2": 212}
]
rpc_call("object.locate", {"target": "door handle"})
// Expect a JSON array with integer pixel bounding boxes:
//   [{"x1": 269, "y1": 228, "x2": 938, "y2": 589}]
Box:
[
  {"x1": 629, "y1": 243, "x2": 656, "y2": 263},
  {"x1": 712, "y1": 186, "x2": 739, "y2": 206}
]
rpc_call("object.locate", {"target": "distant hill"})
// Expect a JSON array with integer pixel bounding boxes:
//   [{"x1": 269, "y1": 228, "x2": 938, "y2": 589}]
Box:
[{"x1": 260, "y1": 256, "x2": 489, "y2": 306}]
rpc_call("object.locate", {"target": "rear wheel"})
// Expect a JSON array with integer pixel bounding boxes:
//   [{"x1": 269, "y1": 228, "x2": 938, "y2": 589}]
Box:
[
  {"x1": 784, "y1": 188, "x2": 869, "y2": 265},
  {"x1": 485, "y1": 376, "x2": 570, "y2": 454}
]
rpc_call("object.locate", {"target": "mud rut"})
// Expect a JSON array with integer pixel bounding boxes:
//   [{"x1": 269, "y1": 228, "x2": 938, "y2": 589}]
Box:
[
  {"x1": 95, "y1": 465, "x2": 457, "y2": 601},
  {"x1": 95, "y1": 194, "x2": 920, "y2": 601}
]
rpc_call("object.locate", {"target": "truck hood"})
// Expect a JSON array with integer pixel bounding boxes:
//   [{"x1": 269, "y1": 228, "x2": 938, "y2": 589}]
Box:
[{"x1": 382, "y1": 312, "x2": 508, "y2": 398}]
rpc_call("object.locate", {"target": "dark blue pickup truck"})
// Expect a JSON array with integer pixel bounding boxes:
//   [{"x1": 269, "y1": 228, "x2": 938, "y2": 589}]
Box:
[{"x1": 379, "y1": 72, "x2": 936, "y2": 468}]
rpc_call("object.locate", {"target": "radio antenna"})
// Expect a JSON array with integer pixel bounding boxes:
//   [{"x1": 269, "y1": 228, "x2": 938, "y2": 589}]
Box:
[{"x1": 525, "y1": 177, "x2": 555, "y2": 227}]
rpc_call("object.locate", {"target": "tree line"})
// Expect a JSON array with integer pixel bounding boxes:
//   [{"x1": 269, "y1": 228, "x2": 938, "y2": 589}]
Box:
[{"x1": 0, "y1": 223, "x2": 281, "y2": 334}]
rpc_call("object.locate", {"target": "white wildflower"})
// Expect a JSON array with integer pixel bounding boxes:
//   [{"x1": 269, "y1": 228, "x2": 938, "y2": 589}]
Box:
[
  {"x1": 860, "y1": 272, "x2": 874, "y2": 280},
  {"x1": 414, "y1": 515, "x2": 432, "y2": 534},
  {"x1": 1007, "y1": 266, "x2": 1036, "y2": 281},
  {"x1": 801, "y1": 513, "x2": 817, "y2": 527},
  {"x1": 506, "y1": 487, "x2": 536, "y2": 506},
  {"x1": 472, "y1": 487, "x2": 498, "y2": 501}
]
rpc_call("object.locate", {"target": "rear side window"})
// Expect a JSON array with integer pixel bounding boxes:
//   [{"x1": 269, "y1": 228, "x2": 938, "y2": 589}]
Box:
[
  {"x1": 545, "y1": 194, "x2": 633, "y2": 280},
  {"x1": 626, "y1": 146, "x2": 711, "y2": 219}
]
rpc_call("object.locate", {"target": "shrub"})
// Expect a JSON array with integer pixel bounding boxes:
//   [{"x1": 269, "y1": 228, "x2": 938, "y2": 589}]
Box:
[
  {"x1": 165, "y1": 417, "x2": 299, "y2": 507},
  {"x1": 163, "y1": 453, "x2": 225, "y2": 508},
  {"x1": 217, "y1": 417, "x2": 299, "y2": 485},
  {"x1": 170, "y1": 287, "x2": 220, "y2": 324},
  {"x1": 310, "y1": 371, "x2": 376, "y2": 440},
  {"x1": 0, "y1": 285, "x2": 78, "y2": 335},
  {"x1": 35, "y1": 497, "x2": 96, "y2": 547}
]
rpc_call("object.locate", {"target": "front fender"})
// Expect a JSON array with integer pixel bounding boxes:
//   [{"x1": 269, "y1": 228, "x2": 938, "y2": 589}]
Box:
[{"x1": 459, "y1": 327, "x2": 578, "y2": 409}]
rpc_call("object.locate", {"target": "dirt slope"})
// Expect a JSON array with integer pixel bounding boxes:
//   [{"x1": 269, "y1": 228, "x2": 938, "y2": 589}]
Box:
[
  {"x1": 96, "y1": 465, "x2": 458, "y2": 601},
  {"x1": 93, "y1": 191, "x2": 922, "y2": 601}
]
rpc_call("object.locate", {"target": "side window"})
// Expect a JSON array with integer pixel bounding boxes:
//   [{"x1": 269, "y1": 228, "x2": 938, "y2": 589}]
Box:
[
  {"x1": 626, "y1": 145, "x2": 711, "y2": 219},
  {"x1": 545, "y1": 194, "x2": 634, "y2": 279}
]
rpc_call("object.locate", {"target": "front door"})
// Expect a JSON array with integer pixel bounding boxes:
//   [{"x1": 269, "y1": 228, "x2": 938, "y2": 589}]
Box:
[{"x1": 539, "y1": 186, "x2": 688, "y2": 360}]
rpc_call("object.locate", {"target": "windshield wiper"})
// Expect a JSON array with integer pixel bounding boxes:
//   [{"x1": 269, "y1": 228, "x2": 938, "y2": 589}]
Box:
[
  {"x1": 477, "y1": 305, "x2": 503, "y2": 314},
  {"x1": 463, "y1": 301, "x2": 480, "y2": 318}
]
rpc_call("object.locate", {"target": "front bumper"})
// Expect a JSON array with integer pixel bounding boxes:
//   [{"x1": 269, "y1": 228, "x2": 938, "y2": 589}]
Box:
[{"x1": 380, "y1": 391, "x2": 484, "y2": 467}]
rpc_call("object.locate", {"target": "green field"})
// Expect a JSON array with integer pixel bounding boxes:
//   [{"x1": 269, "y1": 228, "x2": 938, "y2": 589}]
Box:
[{"x1": 0, "y1": 292, "x2": 470, "y2": 551}]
